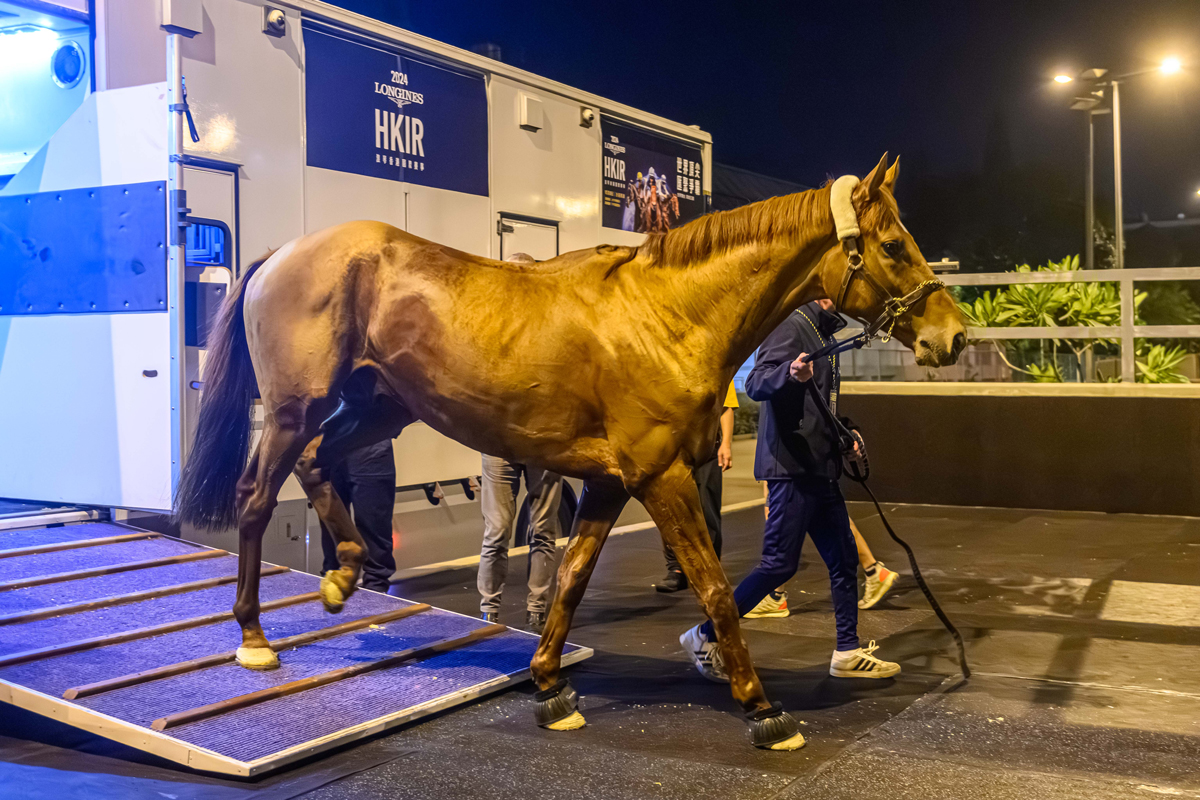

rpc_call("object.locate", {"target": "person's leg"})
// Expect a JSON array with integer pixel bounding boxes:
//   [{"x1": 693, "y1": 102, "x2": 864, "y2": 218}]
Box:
[
  {"x1": 523, "y1": 465, "x2": 563, "y2": 616},
  {"x1": 744, "y1": 480, "x2": 790, "y2": 618},
  {"x1": 809, "y1": 483, "x2": 900, "y2": 678},
  {"x1": 851, "y1": 519, "x2": 875, "y2": 569},
  {"x1": 661, "y1": 542, "x2": 682, "y2": 574},
  {"x1": 700, "y1": 479, "x2": 811, "y2": 640},
  {"x1": 477, "y1": 455, "x2": 520, "y2": 616},
  {"x1": 694, "y1": 455, "x2": 723, "y2": 559},
  {"x1": 852, "y1": 518, "x2": 900, "y2": 609},
  {"x1": 805, "y1": 483, "x2": 859, "y2": 652},
  {"x1": 343, "y1": 441, "x2": 397, "y2": 593},
  {"x1": 320, "y1": 463, "x2": 353, "y2": 575}
]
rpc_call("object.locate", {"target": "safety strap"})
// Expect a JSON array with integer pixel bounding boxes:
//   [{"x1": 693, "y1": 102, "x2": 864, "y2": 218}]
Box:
[{"x1": 171, "y1": 76, "x2": 201, "y2": 144}]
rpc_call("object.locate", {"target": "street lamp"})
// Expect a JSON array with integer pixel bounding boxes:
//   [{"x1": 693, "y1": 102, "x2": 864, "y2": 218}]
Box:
[{"x1": 1058, "y1": 58, "x2": 1183, "y2": 270}]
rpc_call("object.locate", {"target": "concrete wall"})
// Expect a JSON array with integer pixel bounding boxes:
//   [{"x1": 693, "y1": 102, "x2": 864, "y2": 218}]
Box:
[{"x1": 839, "y1": 389, "x2": 1199, "y2": 517}]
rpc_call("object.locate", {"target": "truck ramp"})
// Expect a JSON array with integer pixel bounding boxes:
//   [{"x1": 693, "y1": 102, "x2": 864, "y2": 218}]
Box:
[{"x1": 0, "y1": 521, "x2": 590, "y2": 776}]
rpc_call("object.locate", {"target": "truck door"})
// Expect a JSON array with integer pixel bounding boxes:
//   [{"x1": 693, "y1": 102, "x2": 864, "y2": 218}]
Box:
[
  {"x1": 181, "y1": 164, "x2": 237, "y2": 449},
  {"x1": 498, "y1": 215, "x2": 559, "y2": 261}
]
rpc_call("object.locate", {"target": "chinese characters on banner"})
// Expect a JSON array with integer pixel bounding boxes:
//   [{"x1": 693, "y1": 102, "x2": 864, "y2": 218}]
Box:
[
  {"x1": 601, "y1": 115, "x2": 705, "y2": 233},
  {"x1": 304, "y1": 23, "x2": 488, "y2": 197}
]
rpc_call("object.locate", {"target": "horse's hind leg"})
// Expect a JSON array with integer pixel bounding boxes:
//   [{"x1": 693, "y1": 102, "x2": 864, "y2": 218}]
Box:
[
  {"x1": 639, "y1": 461, "x2": 804, "y2": 751},
  {"x1": 232, "y1": 400, "x2": 328, "y2": 669},
  {"x1": 530, "y1": 478, "x2": 628, "y2": 731},
  {"x1": 294, "y1": 380, "x2": 413, "y2": 611}
]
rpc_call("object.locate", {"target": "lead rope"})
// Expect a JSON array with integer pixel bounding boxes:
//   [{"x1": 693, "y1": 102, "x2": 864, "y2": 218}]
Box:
[{"x1": 799, "y1": 376, "x2": 970, "y2": 680}]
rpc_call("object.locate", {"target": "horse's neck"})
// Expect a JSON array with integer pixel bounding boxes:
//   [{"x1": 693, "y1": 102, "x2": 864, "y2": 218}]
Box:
[{"x1": 665, "y1": 224, "x2": 837, "y2": 377}]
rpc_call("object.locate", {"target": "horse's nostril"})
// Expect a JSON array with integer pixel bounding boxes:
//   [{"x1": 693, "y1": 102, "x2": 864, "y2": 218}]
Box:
[
  {"x1": 918, "y1": 339, "x2": 932, "y2": 351},
  {"x1": 951, "y1": 332, "x2": 967, "y2": 359}
]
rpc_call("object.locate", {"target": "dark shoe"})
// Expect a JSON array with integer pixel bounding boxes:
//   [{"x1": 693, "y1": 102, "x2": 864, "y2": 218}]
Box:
[
  {"x1": 482, "y1": 612, "x2": 499, "y2": 623},
  {"x1": 526, "y1": 611, "x2": 547, "y2": 634},
  {"x1": 655, "y1": 569, "x2": 687, "y2": 593}
]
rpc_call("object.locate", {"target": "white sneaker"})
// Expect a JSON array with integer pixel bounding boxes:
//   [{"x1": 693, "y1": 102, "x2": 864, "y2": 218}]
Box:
[
  {"x1": 744, "y1": 590, "x2": 790, "y2": 619},
  {"x1": 830, "y1": 640, "x2": 901, "y2": 679},
  {"x1": 859, "y1": 562, "x2": 899, "y2": 609},
  {"x1": 679, "y1": 624, "x2": 729, "y2": 683}
]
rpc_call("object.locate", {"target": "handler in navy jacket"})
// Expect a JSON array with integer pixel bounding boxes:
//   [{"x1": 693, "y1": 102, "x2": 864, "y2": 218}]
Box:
[{"x1": 680, "y1": 300, "x2": 901, "y2": 682}]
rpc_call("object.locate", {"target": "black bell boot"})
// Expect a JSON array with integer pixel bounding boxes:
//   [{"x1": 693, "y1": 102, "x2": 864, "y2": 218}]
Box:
[
  {"x1": 534, "y1": 678, "x2": 584, "y2": 730},
  {"x1": 746, "y1": 702, "x2": 805, "y2": 750}
]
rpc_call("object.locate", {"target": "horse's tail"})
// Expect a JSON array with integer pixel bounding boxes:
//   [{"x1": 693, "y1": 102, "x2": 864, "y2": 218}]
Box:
[{"x1": 174, "y1": 253, "x2": 272, "y2": 531}]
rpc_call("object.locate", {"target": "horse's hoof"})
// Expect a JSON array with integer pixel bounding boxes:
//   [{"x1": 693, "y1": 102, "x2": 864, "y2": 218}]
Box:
[
  {"x1": 747, "y1": 702, "x2": 803, "y2": 750},
  {"x1": 545, "y1": 710, "x2": 586, "y2": 731},
  {"x1": 767, "y1": 732, "x2": 806, "y2": 750},
  {"x1": 534, "y1": 679, "x2": 583, "y2": 730},
  {"x1": 235, "y1": 646, "x2": 279, "y2": 670},
  {"x1": 319, "y1": 574, "x2": 346, "y2": 613}
]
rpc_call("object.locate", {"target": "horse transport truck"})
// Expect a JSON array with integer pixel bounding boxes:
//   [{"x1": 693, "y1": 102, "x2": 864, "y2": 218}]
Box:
[{"x1": 0, "y1": 0, "x2": 713, "y2": 572}]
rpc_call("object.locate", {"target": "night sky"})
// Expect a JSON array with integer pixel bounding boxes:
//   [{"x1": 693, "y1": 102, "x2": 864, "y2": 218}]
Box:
[{"x1": 333, "y1": 0, "x2": 1200, "y2": 221}]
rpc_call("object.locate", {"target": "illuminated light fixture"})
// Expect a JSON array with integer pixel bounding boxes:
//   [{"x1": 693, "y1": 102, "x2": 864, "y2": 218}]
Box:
[
  {"x1": 51, "y1": 40, "x2": 85, "y2": 88},
  {"x1": 0, "y1": 26, "x2": 60, "y2": 72},
  {"x1": 1162, "y1": 56, "x2": 1182, "y2": 75},
  {"x1": 1054, "y1": 74, "x2": 1073, "y2": 83}
]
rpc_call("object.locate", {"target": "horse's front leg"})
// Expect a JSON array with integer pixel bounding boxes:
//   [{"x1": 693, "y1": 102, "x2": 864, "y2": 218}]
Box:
[
  {"x1": 530, "y1": 479, "x2": 628, "y2": 731},
  {"x1": 639, "y1": 461, "x2": 805, "y2": 751}
]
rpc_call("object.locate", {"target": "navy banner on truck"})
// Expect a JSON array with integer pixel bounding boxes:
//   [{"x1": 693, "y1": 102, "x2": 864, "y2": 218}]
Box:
[
  {"x1": 304, "y1": 23, "x2": 488, "y2": 197},
  {"x1": 601, "y1": 115, "x2": 704, "y2": 233}
]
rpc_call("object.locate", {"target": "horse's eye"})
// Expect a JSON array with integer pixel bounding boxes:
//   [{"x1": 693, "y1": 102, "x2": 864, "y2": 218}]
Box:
[{"x1": 882, "y1": 240, "x2": 903, "y2": 258}]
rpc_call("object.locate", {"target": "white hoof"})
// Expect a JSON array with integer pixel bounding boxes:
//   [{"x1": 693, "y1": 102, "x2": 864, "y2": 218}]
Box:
[
  {"x1": 235, "y1": 646, "x2": 279, "y2": 670},
  {"x1": 544, "y1": 710, "x2": 586, "y2": 731},
  {"x1": 320, "y1": 575, "x2": 346, "y2": 613},
  {"x1": 768, "y1": 732, "x2": 806, "y2": 751}
]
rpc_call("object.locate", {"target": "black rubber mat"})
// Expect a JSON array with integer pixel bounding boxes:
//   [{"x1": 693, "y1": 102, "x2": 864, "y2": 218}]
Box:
[{"x1": 3, "y1": 505, "x2": 1199, "y2": 800}]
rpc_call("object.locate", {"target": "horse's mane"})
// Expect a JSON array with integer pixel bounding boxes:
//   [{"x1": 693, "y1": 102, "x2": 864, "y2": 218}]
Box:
[{"x1": 637, "y1": 181, "x2": 900, "y2": 267}]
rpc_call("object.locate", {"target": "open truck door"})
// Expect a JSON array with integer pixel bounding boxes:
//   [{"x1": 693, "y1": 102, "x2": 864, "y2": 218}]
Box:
[{"x1": 0, "y1": 82, "x2": 180, "y2": 512}]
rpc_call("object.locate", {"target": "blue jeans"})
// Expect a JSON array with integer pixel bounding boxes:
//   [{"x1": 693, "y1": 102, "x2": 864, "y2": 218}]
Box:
[{"x1": 702, "y1": 477, "x2": 859, "y2": 651}]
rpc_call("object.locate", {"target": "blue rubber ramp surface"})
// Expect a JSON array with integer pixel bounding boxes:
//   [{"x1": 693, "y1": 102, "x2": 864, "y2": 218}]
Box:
[{"x1": 0, "y1": 521, "x2": 589, "y2": 775}]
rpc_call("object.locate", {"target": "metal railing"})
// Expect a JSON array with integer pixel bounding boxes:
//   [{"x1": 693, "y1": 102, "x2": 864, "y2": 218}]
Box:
[{"x1": 944, "y1": 266, "x2": 1200, "y2": 383}]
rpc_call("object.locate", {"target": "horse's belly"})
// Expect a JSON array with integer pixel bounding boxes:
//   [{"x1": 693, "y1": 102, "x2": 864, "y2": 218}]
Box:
[{"x1": 381, "y1": 370, "x2": 616, "y2": 480}]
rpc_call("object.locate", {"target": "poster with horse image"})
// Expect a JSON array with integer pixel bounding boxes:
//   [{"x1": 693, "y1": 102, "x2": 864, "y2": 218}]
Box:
[{"x1": 601, "y1": 116, "x2": 705, "y2": 233}]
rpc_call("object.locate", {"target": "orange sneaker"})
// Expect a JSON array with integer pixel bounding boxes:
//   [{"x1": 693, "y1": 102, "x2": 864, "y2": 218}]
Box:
[{"x1": 745, "y1": 590, "x2": 790, "y2": 619}]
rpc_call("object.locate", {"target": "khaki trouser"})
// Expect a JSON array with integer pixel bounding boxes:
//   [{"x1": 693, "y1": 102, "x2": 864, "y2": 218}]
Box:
[{"x1": 477, "y1": 454, "x2": 563, "y2": 614}]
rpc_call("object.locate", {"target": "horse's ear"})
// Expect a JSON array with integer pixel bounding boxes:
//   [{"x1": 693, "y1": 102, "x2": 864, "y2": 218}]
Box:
[
  {"x1": 882, "y1": 155, "x2": 900, "y2": 194},
  {"x1": 856, "y1": 152, "x2": 889, "y2": 203}
]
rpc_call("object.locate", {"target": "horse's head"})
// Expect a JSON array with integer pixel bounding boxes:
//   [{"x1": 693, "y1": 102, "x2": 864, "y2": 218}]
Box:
[{"x1": 820, "y1": 154, "x2": 966, "y2": 367}]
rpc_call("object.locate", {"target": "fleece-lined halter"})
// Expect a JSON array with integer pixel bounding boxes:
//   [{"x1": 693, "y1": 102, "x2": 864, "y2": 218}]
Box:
[{"x1": 827, "y1": 174, "x2": 944, "y2": 344}]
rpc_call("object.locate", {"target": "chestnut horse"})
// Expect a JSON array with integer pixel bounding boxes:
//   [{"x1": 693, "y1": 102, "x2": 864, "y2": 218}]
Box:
[{"x1": 176, "y1": 155, "x2": 965, "y2": 748}]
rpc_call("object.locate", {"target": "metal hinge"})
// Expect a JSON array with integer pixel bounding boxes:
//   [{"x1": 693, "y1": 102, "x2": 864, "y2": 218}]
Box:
[{"x1": 169, "y1": 189, "x2": 191, "y2": 246}]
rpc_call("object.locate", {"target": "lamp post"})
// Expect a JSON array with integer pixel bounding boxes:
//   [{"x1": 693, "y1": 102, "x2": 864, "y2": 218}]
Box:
[
  {"x1": 1056, "y1": 59, "x2": 1182, "y2": 270},
  {"x1": 1111, "y1": 80, "x2": 1124, "y2": 269},
  {"x1": 1085, "y1": 109, "x2": 1095, "y2": 270}
]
